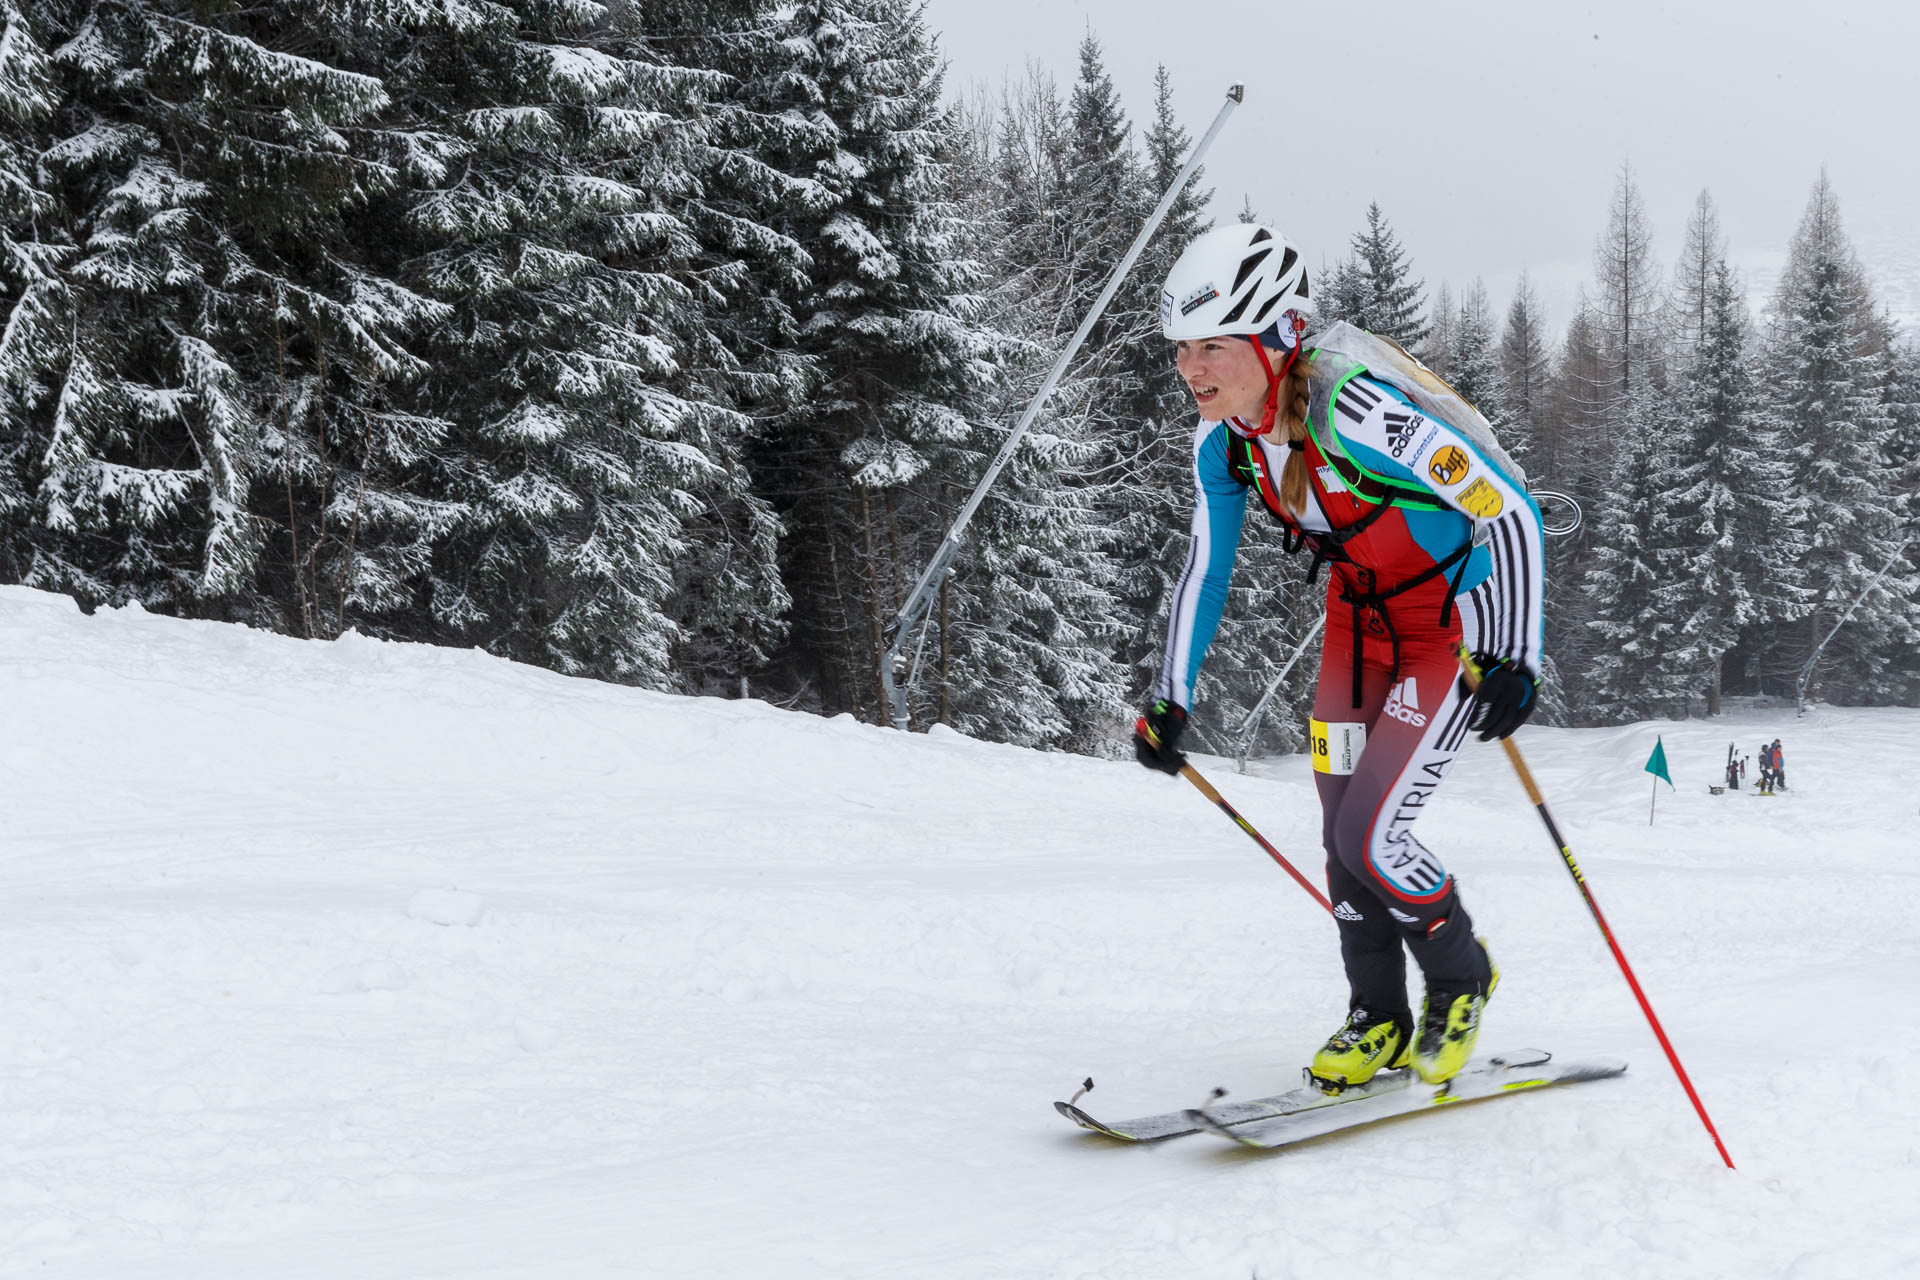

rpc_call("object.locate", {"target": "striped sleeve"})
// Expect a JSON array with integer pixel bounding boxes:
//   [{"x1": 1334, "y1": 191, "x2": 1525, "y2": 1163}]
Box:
[
  {"x1": 1326, "y1": 379, "x2": 1546, "y2": 671},
  {"x1": 1462, "y1": 504, "x2": 1546, "y2": 672},
  {"x1": 1153, "y1": 420, "x2": 1249, "y2": 709},
  {"x1": 1410, "y1": 426, "x2": 1546, "y2": 672}
]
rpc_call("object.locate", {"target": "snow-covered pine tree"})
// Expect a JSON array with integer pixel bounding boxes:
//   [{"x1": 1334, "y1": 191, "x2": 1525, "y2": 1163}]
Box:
[
  {"x1": 1497, "y1": 270, "x2": 1551, "y2": 472},
  {"x1": 1670, "y1": 256, "x2": 1807, "y2": 712},
  {"x1": 1581, "y1": 382, "x2": 1694, "y2": 722},
  {"x1": 0, "y1": 0, "x2": 68, "y2": 581},
  {"x1": 759, "y1": 1, "x2": 1112, "y2": 743},
  {"x1": 1758, "y1": 171, "x2": 1917, "y2": 703},
  {"x1": 379, "y1": 1, "x2": 783, "y2": 684},
  {"x1": 1537, "y1": 291, "x2": 1610, "y2": 718},
  {"x1": 1882, "y1": 336, "x2": 1920, "y2": 696},
  {"x1": 29, "y1": 0, "x2": 430, "y2": 626},
  {"x1": 1060, "y1": 30, "x2": 1142, "y2": 352},
  {"x1": 1545, "y1": 289, "x2": 1611, "y2": 497},
  {"x1": 1667, "y1": 190, "x2": 1726, "y2": 365},
  {"x1": 1445, "y1": 279, "x2": 1506, "y2": 427},
  {"x1": 1593, "y1": 160, "x2": 1663, "y2": 403},
  {"x1": 614, "y1": 0, "x2": 808, "y2": 695},
  {"x1": 1346, "y1": 202, "x2": 1428, "y2": 347},
  {"x1": 1317, "y1": 253, "x2": 1371, "y2": 329},
  {"x1": 1422, "y1": 280, "x2": 1454, "y2": 377},
  {"x1": 920, "y1": 58, "x2": 1131, "y2": 750}
]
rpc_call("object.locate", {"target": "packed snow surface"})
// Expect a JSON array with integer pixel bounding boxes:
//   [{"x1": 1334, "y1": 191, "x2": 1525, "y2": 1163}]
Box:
[{"x1": 3, "y1": 585, "x2": 1916, "y2": 1278}]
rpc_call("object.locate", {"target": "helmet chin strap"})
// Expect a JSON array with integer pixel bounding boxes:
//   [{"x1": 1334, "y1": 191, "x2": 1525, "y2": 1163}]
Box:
[{"x1": 1243, "y1": 314, "x2": 1306, "y2": 437}]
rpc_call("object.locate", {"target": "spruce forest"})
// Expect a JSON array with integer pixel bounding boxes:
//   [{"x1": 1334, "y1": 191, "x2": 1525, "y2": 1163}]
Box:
[{"x1": 4, "y1": 1, "x2": 1918, "y2": 758}]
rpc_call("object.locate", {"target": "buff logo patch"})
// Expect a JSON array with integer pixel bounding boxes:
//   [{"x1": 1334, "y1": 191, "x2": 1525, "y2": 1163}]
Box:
[
  {"x1": 1459, "y1": 476, "x2": 1504, "y2": 518},
  {"x1": 1180, "y1": 283, "x2": 1220, "y2": 316},
  {"x1": 1428, "y1": 445, "x2": 1470, "y2": 487}
]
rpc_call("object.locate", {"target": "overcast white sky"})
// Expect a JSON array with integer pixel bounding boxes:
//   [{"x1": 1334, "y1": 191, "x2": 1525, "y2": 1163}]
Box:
[{"x1": 922, "y1": 0, "x2": 1920, "y2": 331}]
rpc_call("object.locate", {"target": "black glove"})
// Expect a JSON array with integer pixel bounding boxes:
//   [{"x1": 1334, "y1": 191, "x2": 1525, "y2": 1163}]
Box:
[
  {"x1": 1133, "y1": 699, "x2": 1189, "y2": 774},
  {"x1": 1469, "y1": 655, "x2": 1539, "y2": 741}
]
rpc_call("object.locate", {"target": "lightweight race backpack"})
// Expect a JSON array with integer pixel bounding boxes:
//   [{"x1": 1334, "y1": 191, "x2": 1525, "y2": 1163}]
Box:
[{"x1": 1305, "y1": 321, "x2": 1528, "y2": 492}]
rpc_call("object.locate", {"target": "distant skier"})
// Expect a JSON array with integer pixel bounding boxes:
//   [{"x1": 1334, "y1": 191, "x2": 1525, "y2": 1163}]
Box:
[
  {"x1": 1756, "y1": 743, "x2": 1775, "y2": 795},
  {"x1": 1131, "y1": 224, "x2": 1545, "y2": 1089},
  {"x1": 1769, "y1": 739, "x2": 1787, "y2": 791}
]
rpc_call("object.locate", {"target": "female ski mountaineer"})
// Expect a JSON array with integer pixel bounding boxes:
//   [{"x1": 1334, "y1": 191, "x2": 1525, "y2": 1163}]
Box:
[{"x1": 1132, "y1": 223, "x2": 1547, "y2": 1090}]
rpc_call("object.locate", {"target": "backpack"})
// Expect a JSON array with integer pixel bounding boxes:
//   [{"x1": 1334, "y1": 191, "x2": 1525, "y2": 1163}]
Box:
[{"x1": 1305, "y1": 321, "x2": 1528, "y2": 493}]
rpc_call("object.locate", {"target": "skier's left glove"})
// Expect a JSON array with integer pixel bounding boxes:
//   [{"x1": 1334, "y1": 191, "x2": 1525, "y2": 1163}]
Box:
[
  {"x1": 1133, "y1": 699, "x2": 1188, "y2": 774},
  {"x1": 1469, "y1": 655, "x2": 1539, "y2": 741}
]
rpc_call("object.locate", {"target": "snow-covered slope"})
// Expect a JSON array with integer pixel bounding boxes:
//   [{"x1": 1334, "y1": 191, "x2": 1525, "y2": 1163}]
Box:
[{"x1": 3, "y1": 585, "x2": 1915, "y2": 1279}]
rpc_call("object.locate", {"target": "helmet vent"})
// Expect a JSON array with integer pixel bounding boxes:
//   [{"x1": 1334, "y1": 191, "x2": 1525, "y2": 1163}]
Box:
[
  {"x1": 1249, "y1": 227, "x2": 1273, "y2": 244},
  {"x1": 1298, "y1": 270, "x2": 1310, "y2": 299},
  {"x1": 1250, "y1": 293, "x2": 1283, "y2": 326},
  {"x1": 1218, "y1": 283, "x2": 1257, "y2": 326},
  {"x1": 1232, "y1": 246, "x2": 1273, "y2": 293},
  {"x1": 1277, "y1": 246, "x2": 1298, "y2": 279}
]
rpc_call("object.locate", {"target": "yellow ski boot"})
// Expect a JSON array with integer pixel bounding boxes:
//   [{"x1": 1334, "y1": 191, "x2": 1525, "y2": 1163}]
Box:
[
  {"x1": 1309, "y1": 1007, "x2": 1412, "y2": 1093},
  {"x1": 1412, "y1": 945, "x2": 1500, "y2": 1085}
]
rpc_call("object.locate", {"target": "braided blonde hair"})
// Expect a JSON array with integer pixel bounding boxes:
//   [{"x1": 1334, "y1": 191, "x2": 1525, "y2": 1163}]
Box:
[{"x1": 1276, "y1": 357, "x2": 1313, "y2": 515}]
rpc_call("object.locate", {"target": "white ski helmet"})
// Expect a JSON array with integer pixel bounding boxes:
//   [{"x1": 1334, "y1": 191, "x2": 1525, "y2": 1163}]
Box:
[{"x1": 1159, "y1": 223, "x2": 1313, "y2": 342}]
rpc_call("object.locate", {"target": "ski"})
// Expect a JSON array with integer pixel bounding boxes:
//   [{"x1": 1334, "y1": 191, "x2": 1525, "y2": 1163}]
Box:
[
  {"x1": 1188, "y1": 1051, "x2": 1627, "y2": 1151},
  {"x1": 1055, "y1": 1048, "x2": 1554, "y2": 1142}
]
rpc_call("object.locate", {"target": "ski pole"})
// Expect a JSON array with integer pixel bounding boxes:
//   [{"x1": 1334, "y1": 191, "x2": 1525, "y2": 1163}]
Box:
[
  {"x1": 1138, "y1": 721, "x2": 1333, "y2": 915},
  {"x1": 1457, "y1": 649, "x2": 1736, "y2": 1170}
]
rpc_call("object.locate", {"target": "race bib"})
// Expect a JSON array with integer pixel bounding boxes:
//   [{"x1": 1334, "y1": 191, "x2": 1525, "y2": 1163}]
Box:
[{"x1": 1310, "y1": 719, "x2": 1367, "y2": 775}]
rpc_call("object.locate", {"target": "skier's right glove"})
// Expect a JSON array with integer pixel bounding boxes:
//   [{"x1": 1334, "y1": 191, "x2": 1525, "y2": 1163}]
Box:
[{"x1": 1133, "y1": 699, "x2": 1189, "y2": 774}]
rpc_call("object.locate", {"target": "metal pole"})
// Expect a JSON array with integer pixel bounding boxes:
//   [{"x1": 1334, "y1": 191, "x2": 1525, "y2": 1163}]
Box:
[
  {"x1": 878, "y1": 83, "x2": 1247, "y2": 730},
  {"x1": 1795, "y1": 537, "x2": 1912, "y2": 714},
  {"x1": 1232, "y1": 615, "x2": 1325, "y2": 772}
]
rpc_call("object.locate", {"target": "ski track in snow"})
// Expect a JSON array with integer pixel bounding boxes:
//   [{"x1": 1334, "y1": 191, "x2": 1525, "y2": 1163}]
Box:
[{"x1": 3, "y1": 585, "x2": 1918, "y2": 1279}]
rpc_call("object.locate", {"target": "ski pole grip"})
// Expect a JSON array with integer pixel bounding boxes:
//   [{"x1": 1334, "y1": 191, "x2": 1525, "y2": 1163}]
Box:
[{"x1": 1456, "y1": 645, "x2": 1484, "y2": 691}]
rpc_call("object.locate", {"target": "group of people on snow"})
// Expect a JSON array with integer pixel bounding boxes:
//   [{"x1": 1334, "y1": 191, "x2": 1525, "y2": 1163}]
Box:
[{"x1": 1727, "y1": 739, "x2": 1787, "y2": 794}]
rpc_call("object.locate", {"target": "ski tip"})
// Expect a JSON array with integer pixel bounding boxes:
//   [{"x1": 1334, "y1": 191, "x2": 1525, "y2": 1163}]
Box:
[
  {"x1": 1054, "y1": 1099, "x2": 1093, "y2": 1125},
  {"x1": 1055, "y1": 1099, "x2": 1142, "y2": 1140}
]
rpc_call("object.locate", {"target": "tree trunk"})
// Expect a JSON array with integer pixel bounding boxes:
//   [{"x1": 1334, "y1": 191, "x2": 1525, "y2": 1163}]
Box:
[
  {"x1": 824, "y1": 514, "x2": 865, "y2": 721},
  {"x1": 1706, "y1": 658, "x2": 1722, "y2": 717},
  {"x1": 883, "y1": 487, "x2": 904, "y2": 611},
  {"x1": 858, "y1": 487, "x2": 889, "y2": 723},
  {"x1": 311, "y1": 307, "x2": 330, "y2": 632},
  {"x1": 276, "y1": 294, "x2": 313, "y2": 639}
]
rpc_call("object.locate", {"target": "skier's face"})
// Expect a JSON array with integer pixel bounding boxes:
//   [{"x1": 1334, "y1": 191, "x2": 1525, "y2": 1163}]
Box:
[{"x1": 1174, "y1": 336, "x2": 1269, "y2": 422}]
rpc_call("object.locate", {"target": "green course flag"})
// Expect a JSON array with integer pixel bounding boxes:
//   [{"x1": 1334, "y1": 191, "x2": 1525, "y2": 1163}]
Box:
[{"x1": 1646, "y1": 736, "x2": 1674, "y2": 788}]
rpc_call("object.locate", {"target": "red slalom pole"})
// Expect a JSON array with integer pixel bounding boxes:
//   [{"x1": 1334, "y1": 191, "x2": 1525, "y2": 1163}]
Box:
[{"x1": 1458, "y1": 650, "x2": 1736, "y2": 1170}]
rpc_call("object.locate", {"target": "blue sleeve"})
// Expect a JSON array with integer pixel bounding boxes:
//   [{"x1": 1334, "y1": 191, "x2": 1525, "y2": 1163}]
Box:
[{"x1": 1154, "y1": 422, "x2": 1248, "y2": 708}]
